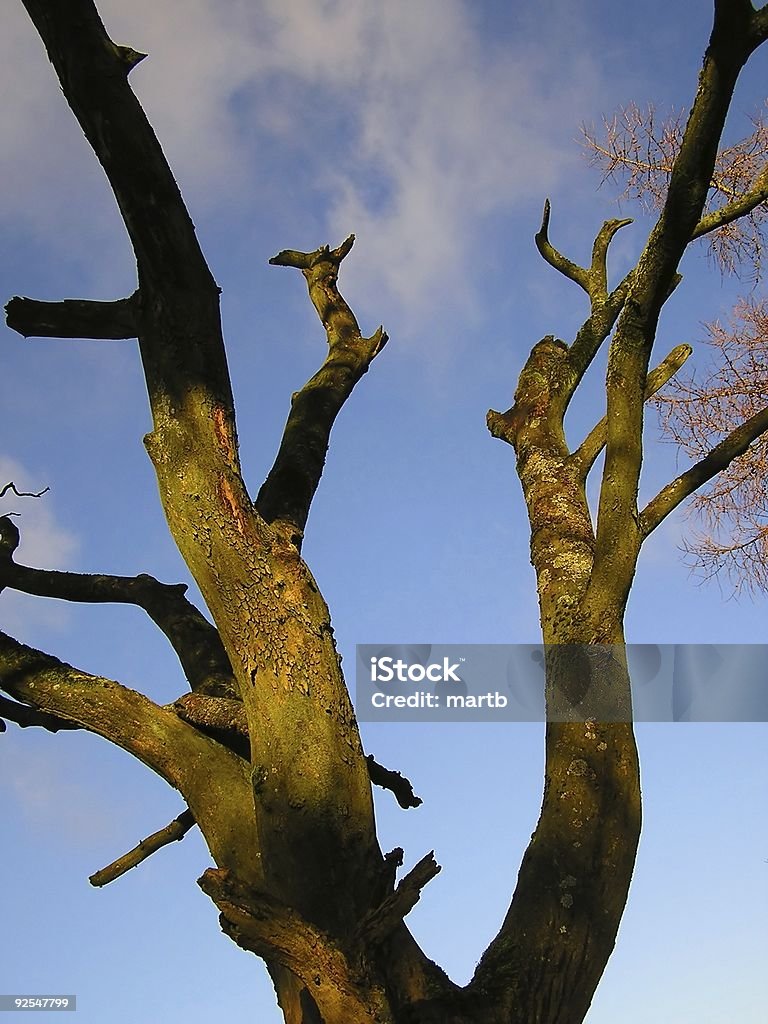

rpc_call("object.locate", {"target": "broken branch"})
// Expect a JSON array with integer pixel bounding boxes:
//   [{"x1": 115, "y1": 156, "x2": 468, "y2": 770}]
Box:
[
  {"x1": 5, "y1": 294, "x2": 139, "y2": 340},
  {"x1": 358, "y1": 851, "x2": 441, "y2": 947},
  {"x1": 90, "y1": 809, "x2": 196, "y2": 887},
  {"x1": 257, "y1": 236, "x2": 387, "y2": 541},
  {"x1": 366, "y1": 754, "x2": 422, "y2": 809}
]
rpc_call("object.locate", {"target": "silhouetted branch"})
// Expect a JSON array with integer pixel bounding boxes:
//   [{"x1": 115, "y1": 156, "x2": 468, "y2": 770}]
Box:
[
  {"x1": 0, "y1": 558, "x2": 236, "y2": 697},
  {"x1": 0, "y1": 482, "x2": 50, "y2": 500},
  {"x1": 0, "y1": 694, "x2": 80, "y2": 733},
  {"x1": 5, "y1": 294, "x2": 139, "y2": 340},
  {"x1": 366, "y1": 754, "x2": 422, "y2": 809}
]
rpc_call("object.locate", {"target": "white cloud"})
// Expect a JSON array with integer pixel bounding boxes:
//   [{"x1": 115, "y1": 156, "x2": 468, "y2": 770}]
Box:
[{"x1": 1, "y1": 1, "x2": 605, "y2": 320}]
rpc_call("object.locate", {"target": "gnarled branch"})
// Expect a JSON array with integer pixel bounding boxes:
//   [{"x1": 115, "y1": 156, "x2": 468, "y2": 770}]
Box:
[
  {"x1": 365, "y1": 754, "x2": 422, "y2": 809},
  {"x1": 257, "y1": 235, "x2": 387, "y2": 542}
]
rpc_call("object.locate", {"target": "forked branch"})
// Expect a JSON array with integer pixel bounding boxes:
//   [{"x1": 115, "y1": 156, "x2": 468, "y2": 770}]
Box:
[{"x1": 572, "y1": 343, "x2": 693, "y2": 477}]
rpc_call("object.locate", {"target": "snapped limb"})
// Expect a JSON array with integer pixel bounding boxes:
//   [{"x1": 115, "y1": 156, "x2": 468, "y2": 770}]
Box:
[{"x1": 257, "y1": 235, "x2": 387, "y2": 544}]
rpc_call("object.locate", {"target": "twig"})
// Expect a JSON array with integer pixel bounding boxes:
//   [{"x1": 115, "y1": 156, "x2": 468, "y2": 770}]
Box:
[
  {"x1": 89, "y1": 809, "x2": 196, "y2": 887},
  {"x1": 0, "y1": 482, "x2": 49, "y2": 499}
]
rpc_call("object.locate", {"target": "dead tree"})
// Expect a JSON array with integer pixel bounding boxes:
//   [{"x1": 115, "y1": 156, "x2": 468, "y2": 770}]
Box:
[{"x1": 2, "y1": 3, "x2": 767, "y2": 1022}]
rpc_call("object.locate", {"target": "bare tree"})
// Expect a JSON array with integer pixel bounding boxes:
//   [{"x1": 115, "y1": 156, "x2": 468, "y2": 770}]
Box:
[{"x1": 2, "y1": 3, "x2": 768, "y2": 1023}]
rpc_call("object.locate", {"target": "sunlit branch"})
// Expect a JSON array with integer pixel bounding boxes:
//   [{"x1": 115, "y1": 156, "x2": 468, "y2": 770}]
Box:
[
  {"x1": 0, "y1": 629, "x2": 232, "y2": 789},
  {"x1": 90, "y1": 809, "x2": 196, "y2": 887},
  {"x1": 692, "y1": 164, "x2": 768, "y2": 240},
  {"x1": 535, "y1": 199, "x2": 591, "y2": 294},
  {"x1": 572, "y1": 343, "x2": 693, "y2": 477}
]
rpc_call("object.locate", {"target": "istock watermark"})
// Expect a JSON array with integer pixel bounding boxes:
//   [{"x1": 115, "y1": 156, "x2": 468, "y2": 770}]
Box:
[{"x1": 355, "y1": 644, "x2": 768, "y2": 722}]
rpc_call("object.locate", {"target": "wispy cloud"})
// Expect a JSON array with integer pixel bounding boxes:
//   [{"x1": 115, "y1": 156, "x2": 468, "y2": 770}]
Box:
[{"x1": 2, "y1": 1, "x2": 606, "y2": 321}]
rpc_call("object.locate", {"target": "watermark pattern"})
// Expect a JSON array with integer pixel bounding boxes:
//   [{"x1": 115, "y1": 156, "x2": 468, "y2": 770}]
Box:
[{"x1": 355, "y1": 644, "x2": 768, "y2": 722}]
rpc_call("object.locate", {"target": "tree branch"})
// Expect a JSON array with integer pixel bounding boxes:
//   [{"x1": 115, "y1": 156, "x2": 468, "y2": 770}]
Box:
[
  {"x1": 5, "y1": 293, "x2": 139, "y2": 340},
  {"x1": 640, "y1": 403, "x2": 768, "y2": 536},
  {"x1": 572, "y1": 343, "x2": 693, "y2": 477},
  {"x1": 90, "y1": 809, "x2": 196, "y2": 887},
  {"x1": 534, "y1": 199, "x2": 591, "y2": 294},
  {"x1": 0, "y1": 628, "x2": 259, "y2": 875},
  {"x1": 173, "y1": 693, "x2": 249, "y2": 757},
  {"x1": 365, "y1": 754, "x2": 422, "y2": 809},
  {"x1": 0, "y1": 558, "x2": 237, "y2": 698},
  {"x1": 588, "y1": 8, "x2": 762, "y2": 612},
  {"x1": 257, "y1": 236, "x2": 387, "y2": 542},
  {"x1": 0, "y1": 482, "x2": 50, "y2": 500},
  {"x1": 0, "y1": 629, "x2": 238, "y2": 794},
  {"x1": 0, "y1": 694, "x2": 80, "y2": 732},
  {"x1": 692, "y1": 164, "x2": 768, "y2": 240}
]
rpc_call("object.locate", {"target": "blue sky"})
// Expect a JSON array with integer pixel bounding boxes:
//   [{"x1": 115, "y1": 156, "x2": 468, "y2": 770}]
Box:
[{"x1": 1, "y1": 1, "x2": 766, "y2": 1021}]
